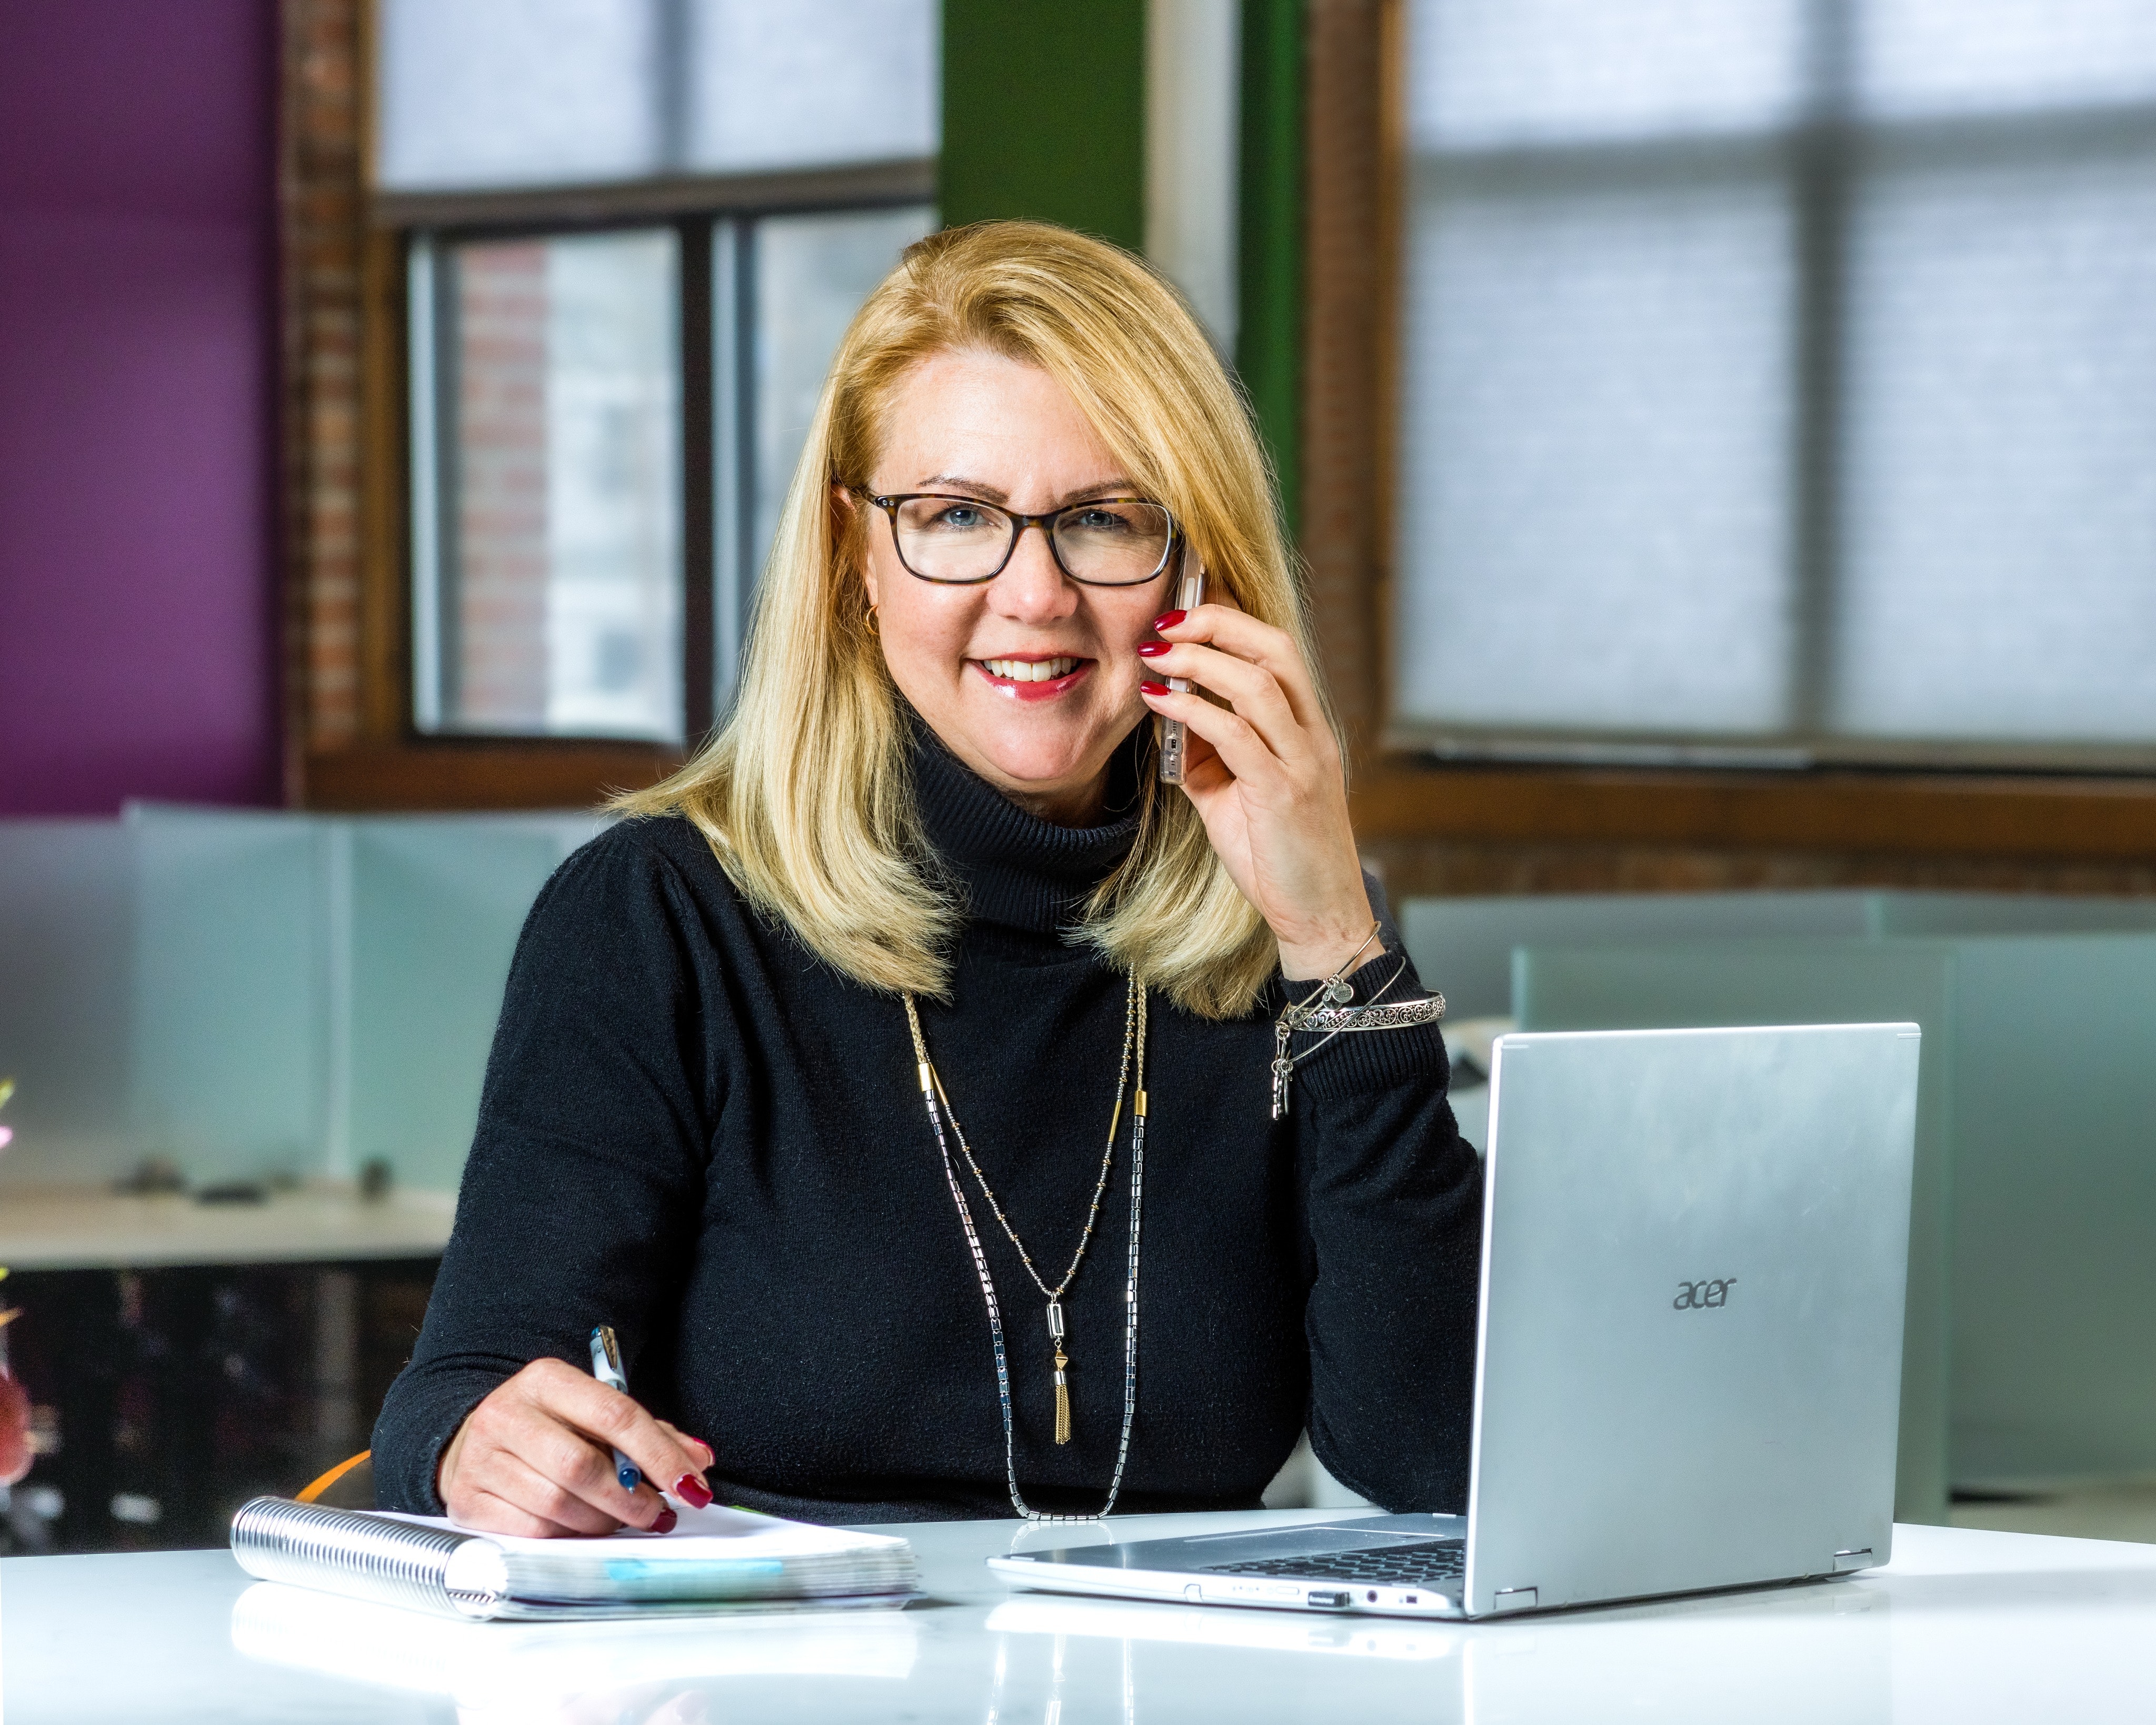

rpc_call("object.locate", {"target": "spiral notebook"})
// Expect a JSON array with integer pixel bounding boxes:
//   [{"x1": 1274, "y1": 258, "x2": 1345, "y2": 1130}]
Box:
[{"x1": 230, "y1": 1495, "x2": 920, "y2": 1621}]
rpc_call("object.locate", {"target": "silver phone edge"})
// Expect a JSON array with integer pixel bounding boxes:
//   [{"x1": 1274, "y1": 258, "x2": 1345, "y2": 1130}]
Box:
[{"x1": 1157, "y1": 558, "x2": 1206, "y2": 784}]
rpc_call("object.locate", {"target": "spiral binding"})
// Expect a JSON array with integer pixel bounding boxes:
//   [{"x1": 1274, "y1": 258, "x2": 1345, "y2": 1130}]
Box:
[{"x1": 230, "y1": 1496, "x2": 502, "y2": 1620}]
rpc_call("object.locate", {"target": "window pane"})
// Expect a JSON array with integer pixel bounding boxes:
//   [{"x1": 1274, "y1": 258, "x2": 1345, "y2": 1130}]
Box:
[
  {"x1": 378, "y1": 0, "x2": 939, "y2": 191},
  {"x1": 1407, "y1": 0, "x2": 1806, "y2": 151},
  {"x1": 750, "y1": 206, "x2": 938, "y2": 572},
  {"x1": 377, "y1": 0, "x2": 662, "y2": 191},
  {"x1": 687, "y1": 0, "x2": 939, "y2": 172},
  {"x1": 1833, "y1": 156, "x2": 2156, "y2": 742},
  {"x1": 1393, "y1": 175, "x2": 1797, "y2": 734},
  {"x1": 1857, "y1": 0, "x2": 2156, "y2": 119},
  {"x1": 423, "y1": 230, "x2": 682, "y2": 741}
]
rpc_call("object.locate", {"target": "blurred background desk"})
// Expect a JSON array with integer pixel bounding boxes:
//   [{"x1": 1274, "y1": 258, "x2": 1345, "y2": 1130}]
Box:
[
  {"x1": 0, "y1": 1185, "x2": 448, "y2": 1558},
  {"x1": 5, "y1": 1513, "x2": 2154, "y2": 1723},
  {"x1": 0, "y1": 1185, "x2": 453, "y2": 1272}
]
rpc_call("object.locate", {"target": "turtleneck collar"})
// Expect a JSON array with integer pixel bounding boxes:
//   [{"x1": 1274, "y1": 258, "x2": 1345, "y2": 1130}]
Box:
[{"x1": 909, "y1": 712, "x2": 1144, "y2": 934}]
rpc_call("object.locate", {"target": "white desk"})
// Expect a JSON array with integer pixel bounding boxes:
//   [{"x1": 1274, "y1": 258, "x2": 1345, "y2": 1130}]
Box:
[
  {"x1": 0, "y1": 1184, "x2": 455, "y2": 1271},
  {"x1": 5, "y1": 1512, "x2": 2154, "y2": 1723}
]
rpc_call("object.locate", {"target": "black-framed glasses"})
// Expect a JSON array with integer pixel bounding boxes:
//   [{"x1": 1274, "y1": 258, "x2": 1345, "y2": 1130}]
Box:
[{"x1": 856, "y1": 491, "x2": 1181, "y2": 586}]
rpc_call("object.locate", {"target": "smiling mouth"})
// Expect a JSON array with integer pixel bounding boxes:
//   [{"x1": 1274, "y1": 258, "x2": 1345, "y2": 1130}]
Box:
[
  {"x1": 973, "y1": 656, "x2": 1094, "y2": 700},
  {"x1": 981, "y1": 656, "x2": 1083, "y2": 683}
]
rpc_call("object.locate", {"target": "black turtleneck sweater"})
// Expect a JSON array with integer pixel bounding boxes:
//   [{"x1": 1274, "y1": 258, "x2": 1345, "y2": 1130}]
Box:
[{"x1": 373, "y1": 731, "x2": 1482, "y2": 1522}]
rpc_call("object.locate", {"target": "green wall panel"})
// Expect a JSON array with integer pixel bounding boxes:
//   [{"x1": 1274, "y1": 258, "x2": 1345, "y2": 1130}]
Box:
[
  {"x1": 1236, "y1": 0, "x2": 1304, "y2": 533},
  {"x1": 940, "y1": 0, "x2": 1148, "y2": 248}
]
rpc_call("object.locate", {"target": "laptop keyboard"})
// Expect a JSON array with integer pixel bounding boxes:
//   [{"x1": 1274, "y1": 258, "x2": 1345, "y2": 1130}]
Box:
[{"x1": 1203, "y1": 1540, "x2": 1466, "y2": 1587}]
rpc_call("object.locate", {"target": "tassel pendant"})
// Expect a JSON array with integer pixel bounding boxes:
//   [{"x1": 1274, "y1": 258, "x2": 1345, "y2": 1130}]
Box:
[{"x1": 1047, "y1": 1299, "x2": 1072, "y2": 1444}]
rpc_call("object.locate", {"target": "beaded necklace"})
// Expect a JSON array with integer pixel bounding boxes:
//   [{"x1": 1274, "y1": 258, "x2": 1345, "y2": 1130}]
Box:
[{"x1": 903, "y1": 973, "x2": 1147, "y2": 1521}]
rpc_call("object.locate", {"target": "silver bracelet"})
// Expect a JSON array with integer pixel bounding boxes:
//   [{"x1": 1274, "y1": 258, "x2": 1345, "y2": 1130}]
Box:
[{"x1": 1270, "y1": 954, "x2": 1445, "y2": 1119}]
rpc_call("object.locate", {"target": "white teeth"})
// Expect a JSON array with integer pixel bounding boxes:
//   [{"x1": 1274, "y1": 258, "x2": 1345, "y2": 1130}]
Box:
[{"x1": 983, "y1": 657, "x2": 1078, "y2": 683}]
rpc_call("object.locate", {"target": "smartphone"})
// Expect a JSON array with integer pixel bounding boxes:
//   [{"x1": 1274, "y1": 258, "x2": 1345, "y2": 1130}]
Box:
[{"x1": 1157, "y1": 556, "x2": 1206, "y2": 784}]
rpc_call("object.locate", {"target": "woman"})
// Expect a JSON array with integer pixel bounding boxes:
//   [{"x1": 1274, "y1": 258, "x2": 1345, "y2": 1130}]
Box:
[{"x1": 374, "y1": 221, "x2": 1480, "y2": 1533}]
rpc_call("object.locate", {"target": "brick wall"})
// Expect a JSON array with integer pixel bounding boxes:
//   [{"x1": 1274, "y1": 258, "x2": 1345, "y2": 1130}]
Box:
[{"x1": 279, "y1": 0, "x2": 364, "y2": 771}]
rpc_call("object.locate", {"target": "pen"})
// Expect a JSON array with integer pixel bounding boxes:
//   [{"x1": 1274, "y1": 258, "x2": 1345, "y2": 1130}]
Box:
[{"x1": 588, "y1": 1324, "x2": 640, "y2": 1492}]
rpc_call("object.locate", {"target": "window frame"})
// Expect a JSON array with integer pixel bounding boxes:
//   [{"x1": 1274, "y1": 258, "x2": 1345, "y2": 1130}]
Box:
[
  {"x1": 1307, "y1": 0, "x2": 2156, "y2": 864},
  {"x1": 319, "y1": 162, "x2": 934, "y2": 812}
]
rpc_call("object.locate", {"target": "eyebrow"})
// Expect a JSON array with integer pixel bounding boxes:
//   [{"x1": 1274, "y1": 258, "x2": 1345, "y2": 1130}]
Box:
[{"x1": 916, "y1": 474, "x2": 1141, "y2": 507}]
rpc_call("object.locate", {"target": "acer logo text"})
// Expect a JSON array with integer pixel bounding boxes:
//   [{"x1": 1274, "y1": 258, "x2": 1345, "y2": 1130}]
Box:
[{"x1": 1673, "y1": 1279, "x2": 1736, "y2": 1310}]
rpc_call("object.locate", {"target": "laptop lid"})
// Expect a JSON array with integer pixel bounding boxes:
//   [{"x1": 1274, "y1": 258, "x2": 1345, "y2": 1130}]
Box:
[{"x1": 1463, "y1": 1023, "x2": 1920, "y2": 1617}]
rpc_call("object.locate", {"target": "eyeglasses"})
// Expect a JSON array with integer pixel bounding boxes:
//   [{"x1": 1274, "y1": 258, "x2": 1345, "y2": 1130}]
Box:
[{"x1": 856, "y1": 491, "x2": 1180, "y2": 587}]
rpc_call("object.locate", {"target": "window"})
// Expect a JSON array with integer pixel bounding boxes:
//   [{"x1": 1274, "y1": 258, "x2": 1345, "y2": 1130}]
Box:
[
  {"x1": 377, "y1": 0, "x2": 937, "y2": 745},
  {"x1": 377, "y1": 0, "x2": 938, "y2": 188},
  {"x1": 1394, "y1": 0, "x2": 2156, "y2": 770},
  {"x1": 411, "y1": 228, "x2": 683, "y2": 740}
]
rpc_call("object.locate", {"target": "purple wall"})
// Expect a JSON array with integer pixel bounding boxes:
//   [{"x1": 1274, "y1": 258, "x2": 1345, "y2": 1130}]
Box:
[{"x1": 0, "y1": 0, "x2": 280, "y2": 815}]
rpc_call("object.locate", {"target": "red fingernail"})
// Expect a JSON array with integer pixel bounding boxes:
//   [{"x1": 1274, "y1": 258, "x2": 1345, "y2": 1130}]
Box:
[
  {"x1": 673, "y1": 1473, "x2": 714, "y2": 1509},
  {"x1": 651, "y1": 1507, "x2": 678, "y2": 1533},
  {"x1": 1153, "y1": 610, "x2": 1186, "y2": 631},
  {"x1": 1136, "y1": 641, "x2": 1170, "y2": 659},
  {"x1": 689, "y1": 1435, "x2": 714, "y2": 1461},
  {"x1": 1140, "y1": 680, "x2": 1170, "y2": 696}
]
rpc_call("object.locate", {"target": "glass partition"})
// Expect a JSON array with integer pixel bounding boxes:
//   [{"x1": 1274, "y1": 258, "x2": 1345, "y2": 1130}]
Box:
[
  {"x1": 1943, "y1": 933, "x2": 2156, "y2": 1484},
  {"x1": 1401, "y1": 890, "x2": 1878, "y2": 1020},
  {"x1": 0, "y1": 822, "x2": 138, "y2": 1186},
  {"x1": 1403, "y1": 887, "x2": 2156, "y2": 1019},
  {"x1": 346, "y1": 817, "x2": 603, "y2": 1193},
  {"x1": 128, "y1": 810, "x2": 328, "y2": 1186}
]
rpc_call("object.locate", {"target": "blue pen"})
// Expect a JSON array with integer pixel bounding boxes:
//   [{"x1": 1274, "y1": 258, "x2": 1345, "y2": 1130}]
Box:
[{"x1": 588, "y1": 1325, "x2": 641, "y2": 1492}]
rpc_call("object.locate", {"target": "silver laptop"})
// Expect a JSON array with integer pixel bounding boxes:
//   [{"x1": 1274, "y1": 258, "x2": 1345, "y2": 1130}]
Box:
[{"x1": 991, "y1": 1022, "x2": 1921, "y2": 1619}]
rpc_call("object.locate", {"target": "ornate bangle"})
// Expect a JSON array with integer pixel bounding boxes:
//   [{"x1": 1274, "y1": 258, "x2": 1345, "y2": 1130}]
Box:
[{"x1": 1270, "y1": 953, "x2": 1445, "y2": 1119}]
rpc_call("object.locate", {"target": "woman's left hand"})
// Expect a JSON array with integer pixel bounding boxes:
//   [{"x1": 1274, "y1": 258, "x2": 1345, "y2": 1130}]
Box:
[{"x1": 1138, "y1": 603, "x2": 1373, "y2": 980}]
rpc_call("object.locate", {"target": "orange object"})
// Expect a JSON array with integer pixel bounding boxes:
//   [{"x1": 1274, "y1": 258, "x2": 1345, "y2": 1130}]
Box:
[{"x1": 296, "y1": 1450, "x2": 372, "y2": 1505}]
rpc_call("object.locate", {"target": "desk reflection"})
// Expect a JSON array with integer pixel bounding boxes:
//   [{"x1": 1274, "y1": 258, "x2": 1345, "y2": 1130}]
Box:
[
  {"x1": 987, "y1": 1580, "x2": 1892, "y2": 1725},
  {"x1": 231, "y1": 1581, "x2": 917, "y2": 1724}
]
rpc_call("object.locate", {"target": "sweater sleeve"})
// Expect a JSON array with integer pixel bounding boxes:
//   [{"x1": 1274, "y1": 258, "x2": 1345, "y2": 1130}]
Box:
[
  {"x1": 1293, "y1": 876, "x2": 1483, "y2": 1513},
  {"x1": 371, "y1": 825, "x2": 716, "y2": 1513}
]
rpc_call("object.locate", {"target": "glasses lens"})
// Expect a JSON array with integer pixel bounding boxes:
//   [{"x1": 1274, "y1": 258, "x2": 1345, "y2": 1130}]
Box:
[
  {"x1": 893, "y1": 496, "x2": 1013, "y2": 582},
  {"x1": 1053, "y1": 501, "x2": 1174, "y2": 585}
]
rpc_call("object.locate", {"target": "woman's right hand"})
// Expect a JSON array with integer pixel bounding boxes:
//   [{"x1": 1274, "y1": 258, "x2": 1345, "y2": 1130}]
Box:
[{"x1": 438, "y1": 1357, "x2": 715, "y2": 1537}]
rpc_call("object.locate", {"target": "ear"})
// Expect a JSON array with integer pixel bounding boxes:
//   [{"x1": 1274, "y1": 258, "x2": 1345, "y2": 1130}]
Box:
[{"x1": 831, "y1": 484, "x2": 881, "y2": 612}]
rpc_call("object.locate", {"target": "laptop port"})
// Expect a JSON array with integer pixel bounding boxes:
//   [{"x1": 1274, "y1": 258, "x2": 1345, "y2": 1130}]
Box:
[{"x1": 1306, "y1": 1589, "x2": 1351, "y2": 1610}]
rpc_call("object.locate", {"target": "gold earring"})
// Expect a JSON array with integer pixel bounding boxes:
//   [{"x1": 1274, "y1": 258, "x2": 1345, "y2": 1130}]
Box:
[{"x1": 865, "y1": 604, "x2": 880, "y2": 636}]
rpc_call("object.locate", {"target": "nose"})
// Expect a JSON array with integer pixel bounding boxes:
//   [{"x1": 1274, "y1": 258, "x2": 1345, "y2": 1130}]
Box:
[{"x1": 989, "y1": 518, "x2": 1079, "y2": 624}]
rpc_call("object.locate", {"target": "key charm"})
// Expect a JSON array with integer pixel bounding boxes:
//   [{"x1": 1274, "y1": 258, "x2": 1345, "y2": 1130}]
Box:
[{"x1": 1271, "y1": 1022, "x2": 1295, "y2": 1120}]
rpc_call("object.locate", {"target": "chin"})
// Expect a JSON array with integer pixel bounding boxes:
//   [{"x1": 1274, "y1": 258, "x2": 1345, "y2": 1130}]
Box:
[
  {"x1": 969, "y1": 708, "x2": 1124, "y2": 792},
  {"x1": 977, "y1": 735, "x2": 1099, "y2": 791}
]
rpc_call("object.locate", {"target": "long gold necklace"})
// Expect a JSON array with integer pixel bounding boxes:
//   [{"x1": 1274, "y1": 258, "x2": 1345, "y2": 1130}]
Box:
[{"x1": 903, "y1": 973, "x2": 1148, "y2": 1520}]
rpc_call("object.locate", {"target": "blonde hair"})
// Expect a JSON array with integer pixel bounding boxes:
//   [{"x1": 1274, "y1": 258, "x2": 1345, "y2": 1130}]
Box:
[{"x1": 616, "y1": 220, "x2": 1331, "y2": 1019}]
